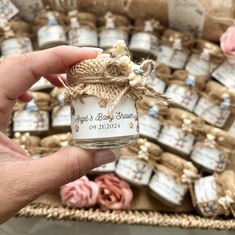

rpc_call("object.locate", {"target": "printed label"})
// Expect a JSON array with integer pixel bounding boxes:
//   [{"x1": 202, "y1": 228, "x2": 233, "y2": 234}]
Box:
[
  {"x1": 186, "y1": 54, "x2": 217, "y2": 76},
  {"x1": 71, "y1": 96, "x2": 138, "y2": 140},
  {"x1": 30, "y1": 78, "x2": 53, "y2": 91},
  {"x1": 92, "y1": 162, "x2": 116, "y2": 173},
  {"x1": 158, "y1": 125, "x2": 195, "y2": 154},
  {"x1": 228, "y1": 121, "x2": 235, "y2": 136},
  {"x1": 37, "y1": 25, "x2": 67, "y2": 48},
  {"x1": 168, "y1": 0, "x2": 205, "y2": 37},
  {"x1": 129, "y1": 32, "x2": 159, "y2": 55},
  {"x1": 194, "y1": 97, "x2": 230, "y2": 128},
  {"x1": 0, "y1": 0, "x2": 19, "y2": 25},
  {"x1": 165, "y1": 84, "x2": 198, "y2": 111},
  {"x1": 144, "y1": 73, "x2": 166, "y2": 94},
  {"x1": 1, "y1": 37, "x2": 33, "y2": 56},
  {"x1": 99, "y1": 30, "x2": 128, "y2": 48},
  {"x1": 69, "y1": 28, "x2": 98, "y2": 47},
  {"x1": 13, "y1": 110, "x2": 49, "y2": 132},
  {"x1": 52, "y1": 105, "x2": 71, "y2": 127},
  {"x1": 157, "y1": 45, "x2": 189, "y2": 69},
  {"x1": 191, "y1": 145, "x2": 225, "y2": 172},
  {"x1": 139, "y1": 114, "x2": 161, "y2": 139},
  {"x1": 149, "y1": 171, "x2": 187, "y2": 206},
  {"x1": 115, "y1": 158, "x2": 152, "y2": 186},
  {"x1": 212, "y1": 61, "x2": 235, "y2": 91},
  {"x1": 194, "y1": 176, "x2": 218, "y2": 216}
]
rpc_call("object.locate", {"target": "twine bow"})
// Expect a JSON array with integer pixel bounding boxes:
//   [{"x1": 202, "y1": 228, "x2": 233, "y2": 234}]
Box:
[{"x1": 218, "y1": 190, "x2": 235, "y2": 215}]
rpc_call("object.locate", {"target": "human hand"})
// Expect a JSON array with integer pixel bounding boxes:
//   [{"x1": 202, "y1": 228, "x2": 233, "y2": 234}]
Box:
[{"x1": 0, "y1": 46, "x2": 116, "y2": 223}]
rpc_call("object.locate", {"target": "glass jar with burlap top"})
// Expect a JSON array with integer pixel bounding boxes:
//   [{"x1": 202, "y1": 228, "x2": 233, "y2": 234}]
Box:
[
  {"x1": 149, "y1": 152, "x2": 199, "y2": 207},
  {"x1": 185, "y1": 39, "x2": 224, "y2": 77},
  {"x1": 194, "y1": 81, "x2": 235, "y2": 128},
  {"x1": 68, "y1": 10, "x2": 98, "y2": 47},
  {"x1": 13, "y1": 92, "x2": 51, "y2": 135},
  {"x1": 116, "y1": 138, "x2": 162, "y2": 186},
  {"x1": 164, "y1": 70, "x2": 206, "y2": 112},
  {"x1": 129, "y1": 19, "x2": 164, "y2": 60},
  {"x1": 157, "y1": 29, "x2": 194, "y2": 69},
  {"x1": 194, "y1": 170, "x2": 235, "y2": 217},
  {"x1": 0, "y1": 19, "x2": 33, "y2": 56},
  {"x1": 64, "y1": 40, "x2": 169, "y2": 149}
]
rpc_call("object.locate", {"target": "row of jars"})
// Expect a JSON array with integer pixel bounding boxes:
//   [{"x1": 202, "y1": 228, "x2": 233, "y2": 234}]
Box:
[
  {"x1": 18, "y1": 132, "x2": 235, "y2": 218},
  {"x1": 145, "y1": 62, "x2": 235, "y2": 131}
]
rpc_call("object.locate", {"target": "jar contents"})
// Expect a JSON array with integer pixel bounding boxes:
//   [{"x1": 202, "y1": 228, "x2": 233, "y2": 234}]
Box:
[
  {"x1": 68, "y1": 10, "x2": 98, "y2": 47},
  {"x1": 65, "y1": 40, "x2": 168, "y2": 149},
  {"x1": 115, "y1": 139, "x2": 162, "y2": 186},
  {"x1": 157, "y1": 29, "x2": 193, "y2": 69},
  {"x1": 36, "y1": 11, "x2": 67, "y2": 49}
]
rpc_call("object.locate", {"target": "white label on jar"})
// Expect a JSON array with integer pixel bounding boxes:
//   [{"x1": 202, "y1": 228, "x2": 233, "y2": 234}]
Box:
[
  {"x1": 52, "y1": 105, "x2": 71, "y2": 127},
  {"x1": 157, "y1": 45, "x2": 189, "y2": 69},
  {"x1": 69, "y1": 28, "x2": 98, "y2": 47},
  {"x1": 194, "y1": 176, "x2": 218, "y2": 217},
  {"x1": 30, "y1": 77, "x2": 53, "y2": 91},
  {"x1": 158, "y1": 125, "x2": 194, "y2": 154},
  {"x1": 92, "y1": 162, "x2": 116, "y2": 173},
  {"x1": 71, "y1": 96, "x2": 138, "y2": 140},
  {"x1": 168, "y1": 0, "x2": 205, "y2": 37},
  {"x1": 194, "y1": 97, "x2": 230, "y2": 128},
  {"x1": 165, "y1": 84, "x2": 198, "y2": 111},
  {"x1": 0, "y1": 0, "x2": 19, "y2": 23},
  {"x1": 149, "y1": 171, "x2": 187, "y2": 206},
  {"x1": 228, "y1": 121, "x2": 235, "y2": 136},
  {"x1": 129, "y1": 32, "x2": 159, "y2": 55},
  {"x1": 191, "y1": 145, "x2": 225, "y2": 172},
  {"x1": 115, "y1": 159, "x2": 152, "y2": 186},
  {"x1": 144, "y1": 74, "x2": 166, "y2": 94},
  {"x1": 212, "y1": 61, "x2": 235, "y2": 91},
  {"x1": 186, "y1": 54, "x2": 217, "y2": 76},
  {"x1": 99, "y1": 30, "x2": 128, "y2": 48},
  {"x1": 139, "y1": 114, "x2": 161, "y2": 139},
  {"x1": 37, "y1": 25, "x2": 67, "y2": 48},
  {"x1": 1, "y1": 37, "x2": 33, "y2": 56},
  {"x1": 13, "y1": 111, "x2": 49, "y2": 132}
]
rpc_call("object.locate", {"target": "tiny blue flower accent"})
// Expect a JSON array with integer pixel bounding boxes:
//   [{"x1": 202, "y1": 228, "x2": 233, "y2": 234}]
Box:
[
  {"x1": 148, "y1": 104, "x2": 159, "y2": 118},
  {"x1": 48, "y1": 15, "x2": 57, "y2": 26},
  {"x1": 220, "y1": 98, "x2": 231, "y2": 109},
  {"x1": 26, "y1": 100, "x2": 38, "y2": 113},
  {"x1": 185, "y1": 75, "x2": 196, "y2": 87},
  {"x1": 57, "y1": 93, "x2": 65, "y2": 107},
  {"x1": 134, "y1": 68, "x2": 144, "y2": 76}
]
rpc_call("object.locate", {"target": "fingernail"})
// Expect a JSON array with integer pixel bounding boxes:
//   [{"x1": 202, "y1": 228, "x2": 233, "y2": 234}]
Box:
[
  {"x1": 81, "y1": 47, "x2": 103, "y2": 55},
  {"x1": 94, "y1": 150, "x2": 116, "y2": 167}
]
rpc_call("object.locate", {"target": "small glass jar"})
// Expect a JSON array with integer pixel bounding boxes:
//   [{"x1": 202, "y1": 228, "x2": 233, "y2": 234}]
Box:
[
  {"x1": 30, "y1": 77, "x2": 53, "y2": 91},
  {"x1": 164, "y1": 70, "x2": 205, "y2": 112},
  {"x1": 194, "y1": 81, "x2": 233, "y2": 128},
  {"x1": 143, "y1": 62, "x2": 171, "y2": 94},
  {"x1": 0, "y1": 20, "x2": 33, "y2": 56},
  {"x1": 68, "y1": 11, "x2": 98, "y2": 47},
  {"x1": 186, "y1": 40, "x2": 224, "y2": 77},
  {"x1": 138, "y1": 97, "x2": 168, "y2": 141},
  {"x1": 149, "y1": 164, "x2": 188, "y2": 207},
  {"x1": 66, "y1": 42, "x2": 156, "y2": 149},
  {"x1": 157, "y1": 108, "x2": 199, "y2": 156},
  {"x1": 115, "y1": 139, "x2": 162, "y2": 186},
  {"x1": 36, "y1": 11, "x2": 67, "y2": 49},
  {"x1": 51, "y1": 88, "x2": 71, "y2": 131},
  {"x1": 157, "y1": 29, "x2": 193, "y2": 69},
  {"x1": 13, "y1": 92, "x2": 50, "y2": 135},
  {"x1": 129, "y1": 19, "x2": 162, "y2": 59},
  {"x1": 99, "y1": 13, "x2": 129, "y2": 49}
]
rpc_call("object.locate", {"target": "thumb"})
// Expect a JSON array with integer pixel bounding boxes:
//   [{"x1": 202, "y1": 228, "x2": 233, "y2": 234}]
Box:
[{"x1": 28, "y1": 147, "x2": 116, "y2": 194}]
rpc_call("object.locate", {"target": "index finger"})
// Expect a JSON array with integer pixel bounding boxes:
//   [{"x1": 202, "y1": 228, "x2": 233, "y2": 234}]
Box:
[{"x1": 0, "y1": 46, "x2": 102, "y2": 100}]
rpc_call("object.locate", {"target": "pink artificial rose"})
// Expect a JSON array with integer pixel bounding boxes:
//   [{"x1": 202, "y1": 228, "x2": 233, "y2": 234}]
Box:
[
  {"x1": 60, "y1": 176, "x2": 99, "y2": 208},
  {"x1": 95, "y1": 173, "x2": 133, "y2": 210},
  {"x1": 220, "y1": 25, "x2": 235, "y2": 64}
]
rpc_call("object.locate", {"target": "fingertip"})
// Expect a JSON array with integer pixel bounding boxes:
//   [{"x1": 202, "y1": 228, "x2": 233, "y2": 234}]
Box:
[{"x1": 18, "y1": 92, "x2": 33, "y2": 102}]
